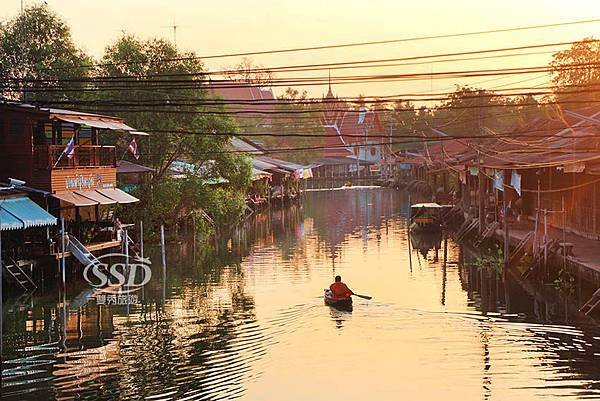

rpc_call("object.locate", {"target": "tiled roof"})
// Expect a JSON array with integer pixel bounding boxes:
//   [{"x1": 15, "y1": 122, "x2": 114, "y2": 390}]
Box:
[
  {"x1": 323, "y1": 126, "x2": 354, "y2": 158},
  {"x1": 208, "y1": 81, "x2": 276, "y2": 126}
]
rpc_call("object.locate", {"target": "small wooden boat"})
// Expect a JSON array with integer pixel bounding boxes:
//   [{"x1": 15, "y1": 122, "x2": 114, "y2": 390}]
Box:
[
  {"x1": 324, "y1": 289, "x2": 352, "y2": 310},
  {"x1": 410, "y1": 202, "x2": 444, "y2": 232}
]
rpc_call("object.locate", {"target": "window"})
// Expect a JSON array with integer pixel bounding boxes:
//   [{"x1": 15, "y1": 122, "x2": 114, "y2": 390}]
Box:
[{"x1": 34, "y1": 122, "x2": 46, "y2": 145}]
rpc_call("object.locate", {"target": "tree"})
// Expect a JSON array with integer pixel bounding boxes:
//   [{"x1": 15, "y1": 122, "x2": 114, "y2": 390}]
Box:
[
  {"x1": 257, "y1": 87, "x2": 325, "y2": 164},
  {"x1": 430, "y1": 86, "x2": 514, "y2": 137},
  {"x1": 551, "y1": 37, "x2": 600, "y2": 104},
  {"x1": 0, "y1": 4, "x2": 90, "y2": 101},
  {"x1": 95, "y1": 35, "x2": 251, "y2": 233},
  {"x1": 223, "y1": 57, "x2": 273, "y2": 85},
  {"x1": 382, "y1": 100, "x2": 420, "y2": 151}
]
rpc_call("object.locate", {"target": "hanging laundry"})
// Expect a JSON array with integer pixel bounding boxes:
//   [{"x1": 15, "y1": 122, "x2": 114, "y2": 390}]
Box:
[
  {"x1": 493, "y1": 170, "x2": 504, "y2": 192},
  {"x1": 511, "y1": 170, "x2": 522, "y2": 196}
]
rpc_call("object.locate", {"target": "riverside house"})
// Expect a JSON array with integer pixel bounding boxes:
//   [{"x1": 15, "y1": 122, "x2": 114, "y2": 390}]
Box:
[{"x1": 0, "y1": 101, "x2": 144, "y2": 268}]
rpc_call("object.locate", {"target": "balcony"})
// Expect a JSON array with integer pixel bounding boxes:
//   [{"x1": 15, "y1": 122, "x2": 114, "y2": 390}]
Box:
[{"x1": 34, "y1": 145, "x2": 116, "y2": 170}]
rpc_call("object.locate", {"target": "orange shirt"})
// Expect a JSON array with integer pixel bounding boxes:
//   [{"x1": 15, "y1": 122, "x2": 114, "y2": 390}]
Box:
[{"x1": 330, "y1": 282, "x2": 352, "y2": 299}]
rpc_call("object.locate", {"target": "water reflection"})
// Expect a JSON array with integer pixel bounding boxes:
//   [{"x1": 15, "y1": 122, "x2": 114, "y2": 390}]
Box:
[{"x1": 2, "y1": 188, "x2": 600, "y2": 400}]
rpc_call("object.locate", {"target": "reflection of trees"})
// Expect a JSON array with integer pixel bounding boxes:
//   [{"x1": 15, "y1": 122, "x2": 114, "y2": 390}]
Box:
[
  {"x1": 2, "y1": 236, "x2": 262, "y2": 400},
  {"x1": 108, "y1": 245, "x2": 262, "y2": 400}
]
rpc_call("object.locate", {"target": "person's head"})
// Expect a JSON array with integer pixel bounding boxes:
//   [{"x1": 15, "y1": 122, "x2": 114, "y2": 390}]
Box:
[{"x1": 335, "y1": 275, "x2": 341, "y2": 282}]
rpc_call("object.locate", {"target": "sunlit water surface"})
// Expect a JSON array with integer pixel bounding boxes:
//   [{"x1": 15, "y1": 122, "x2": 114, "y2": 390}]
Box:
[{"x1": 2, "y1": 188, "x2": 600, "y2": 401}]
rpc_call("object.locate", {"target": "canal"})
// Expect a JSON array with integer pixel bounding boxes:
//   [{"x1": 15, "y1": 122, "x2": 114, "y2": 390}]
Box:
[{"x1": 2, "y1": 188, "x2": 600, "y2": 400}]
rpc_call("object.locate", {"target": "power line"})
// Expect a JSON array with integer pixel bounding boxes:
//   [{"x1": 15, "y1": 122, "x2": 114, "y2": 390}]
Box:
[
  {"x1": 11, "y1": 39, "x2": 591, "y2": 82},
  {"x1": 138, "y1": 18, "x2": 600, "y2": 61}
]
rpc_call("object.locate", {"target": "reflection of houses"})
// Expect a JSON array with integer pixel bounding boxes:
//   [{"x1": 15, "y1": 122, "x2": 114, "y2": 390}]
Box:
[{"x1": 0, "y1": 101, "x2": 142, "y2": 271}]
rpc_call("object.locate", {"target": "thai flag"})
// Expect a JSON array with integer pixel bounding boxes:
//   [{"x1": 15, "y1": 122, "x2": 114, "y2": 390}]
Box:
[
  {"x1": 128, "y1": 138, "x2": 140, "y2": 160},
  {"x1": 64, "y1": 137, "x2": 75, "y2": 159}
]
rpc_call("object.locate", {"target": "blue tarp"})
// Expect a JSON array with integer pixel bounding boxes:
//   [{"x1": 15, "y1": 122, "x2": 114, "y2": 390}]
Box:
[{"x1": 0, "y1": 197, "x2": 57, "y2": 231}]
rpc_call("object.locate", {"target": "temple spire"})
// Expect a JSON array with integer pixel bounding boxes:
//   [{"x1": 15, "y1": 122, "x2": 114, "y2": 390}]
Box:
[{"x1": 326, "y1": 70, "x2": 334, "y2": 98}]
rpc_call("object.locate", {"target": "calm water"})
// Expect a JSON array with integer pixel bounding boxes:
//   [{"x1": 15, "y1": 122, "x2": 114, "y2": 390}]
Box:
[{"x1": 2, "y1": 188, "x2": 600, "y2": 400}]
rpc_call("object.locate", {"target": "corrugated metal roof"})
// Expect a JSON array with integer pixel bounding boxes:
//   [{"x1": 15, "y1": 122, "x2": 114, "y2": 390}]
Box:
[
  {"x1": 117, "y1": 161, "x2": 155, "y2": 175},
  {"x1": 0, "y1": 206, "x2": 24, "y2": 231},
  {"x1": 0, "y1": 197, "x2": 57, "y2": 231}
]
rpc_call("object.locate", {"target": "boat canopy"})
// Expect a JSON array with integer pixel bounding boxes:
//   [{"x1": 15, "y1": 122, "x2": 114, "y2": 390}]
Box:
[{"x1": 411, "y1": 202, "x2": 443, "y2": 209}]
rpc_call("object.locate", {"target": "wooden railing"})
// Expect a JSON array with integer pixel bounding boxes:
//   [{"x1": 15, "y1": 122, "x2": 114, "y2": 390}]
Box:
[{"x1": 34, "y1": 145, "x2": 116, "y2": 169}]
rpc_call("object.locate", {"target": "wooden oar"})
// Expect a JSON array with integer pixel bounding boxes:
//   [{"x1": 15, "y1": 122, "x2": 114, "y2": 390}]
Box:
[{"x1": 352, "y1": 293, "x2": 372, "y2": 300}]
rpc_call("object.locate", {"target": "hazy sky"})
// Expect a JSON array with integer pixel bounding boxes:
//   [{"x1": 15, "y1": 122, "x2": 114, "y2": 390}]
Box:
[{"x1": 2, "y1": 0, "x2": 600, "y2": 99}]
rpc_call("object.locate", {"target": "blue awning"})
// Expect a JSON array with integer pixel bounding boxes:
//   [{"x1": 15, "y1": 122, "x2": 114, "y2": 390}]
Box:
[
  {"x1": 0, "y1": 207, "x2": 23, "y2": 230},
  {"x1": 0, "y1": 197, "x2": 57, "y2": 231}
]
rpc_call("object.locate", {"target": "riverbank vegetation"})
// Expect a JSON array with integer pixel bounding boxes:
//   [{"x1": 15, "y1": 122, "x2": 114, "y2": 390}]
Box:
[{"x1": 0, "y1": 5, "x2": 251, "y2": 241}]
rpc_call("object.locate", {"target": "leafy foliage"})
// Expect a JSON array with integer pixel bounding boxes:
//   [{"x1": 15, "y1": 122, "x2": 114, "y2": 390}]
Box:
[
  {"x1": 0, "y1": 4, "x2": 90, "y2": 101},
  {"x1": 551, "y1": 37, "x2": 600, "y2": 104},
  {"x1": 258, "y1": 87, "x2": 325, "y2": 164},
  {"x1": 473, "y1": 245, "x2": 504, "y2": 274},
  {"x1": 94, "y1": 35, "x2": 252, "y2": 233}
]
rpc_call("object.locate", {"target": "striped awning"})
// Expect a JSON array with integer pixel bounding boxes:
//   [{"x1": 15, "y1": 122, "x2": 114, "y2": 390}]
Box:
[
  {"x1": 96, "y1": 188, "x2": 139, "y2": 204},
  {"x1": 53, "y1": 191, "x2": 98, "y2": 207},
  {"x1": 75, "y1": 190, "x2": 116, "y2": 205},
  {"x1": 0, "y1": 197, "x2": 57, "y2": 231},
  {"x1": 53, "y1": 188, "x2": 139, "y2": 206}
]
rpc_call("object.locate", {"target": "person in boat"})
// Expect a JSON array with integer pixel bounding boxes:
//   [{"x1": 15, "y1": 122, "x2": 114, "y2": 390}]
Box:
[{"x1": 329, "y1": 275, "x2": 354, "y2": 300}]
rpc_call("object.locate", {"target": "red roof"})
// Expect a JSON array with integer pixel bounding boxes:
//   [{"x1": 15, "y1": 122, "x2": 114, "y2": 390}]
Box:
[
  {"x1": 338, "y1": 108, "x2": 384, "y2": 145},
  {"x1": 208, "y1": 81, "x2": 276, "y2": 125},
  {"x1": 323, "y1": 126, "x2": 354, "y2": 158}
]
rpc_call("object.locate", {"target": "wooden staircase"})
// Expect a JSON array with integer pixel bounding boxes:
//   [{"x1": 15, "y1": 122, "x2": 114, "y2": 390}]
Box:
[
  {"x1": 579, "y1": 288, "x2": 600, "y2": 316},
  {"x1": 456, "y1": 219, "x2": 479, "y2": 242},
  {"x1": 508, "y1": 231, "x2": 534, "y2": 266},
  {"x1": 2, "y1": 257, "x2": 37, "y2": 292},
  {"x1": 473, "y1": 221, "x2": 499, "y2": 247}
]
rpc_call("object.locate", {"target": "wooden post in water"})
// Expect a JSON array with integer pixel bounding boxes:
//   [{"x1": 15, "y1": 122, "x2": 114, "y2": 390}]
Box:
[
  {"x1": 61, "y1": 217, "x2": 66, "y2": 289},
  {"x1": 407, "y1": 194, "x2": 413, "y2": 273},
  {"x1": 562, "y1": 196, "x2": 566, "y2": 272},
  {"x1": 543, "y1": 209, "x2": 548, "y2": 270},
  {"x1": 139, "y1": 220, "x2": 144, "y2": 303},
  {"x1": 478, "y1": 161, "x2": 485, "y2": 234},
  {"x1": 503, "y1": 197, "x2": 509, "y2": 278},
  {"x1": 533, "y1": 179, "x2": 540, "y2": 256},
  {"x1": 124, "y1": 227, "x2": 129, "y2": 315},
  {"x1": 139, "y1": 220, "x2": 144, "y2": 260},
  {"x1": 160, "y1": 224, "x2": 166, "y2": 302}
]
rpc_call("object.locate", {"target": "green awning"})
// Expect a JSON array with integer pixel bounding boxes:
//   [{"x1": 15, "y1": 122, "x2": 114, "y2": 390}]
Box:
[{"x1": 0, "y1": 197, "x2": 57, "y2": 231}]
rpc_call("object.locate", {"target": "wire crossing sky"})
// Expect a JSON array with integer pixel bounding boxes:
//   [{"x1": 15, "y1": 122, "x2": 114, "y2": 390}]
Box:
[{"x1": 3, "y1": 0, "x2": 600, "y2": 98}]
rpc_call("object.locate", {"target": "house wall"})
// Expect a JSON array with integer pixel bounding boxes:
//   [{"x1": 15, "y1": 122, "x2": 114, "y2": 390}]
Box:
[{"x1": 0, "y1": 108, "x2": 38, "y2": 184}]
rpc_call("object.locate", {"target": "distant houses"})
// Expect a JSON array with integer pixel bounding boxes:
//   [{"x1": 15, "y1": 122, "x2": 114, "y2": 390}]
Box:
[
  {"x1": 311, "y1": 85, "x2": 389, "y2": 182},
  {"x1": 210, "y1": 81, "x2": 313, "y2": 210},
  {"x1": 398, "y1": 106, "x2": 600, "y2": 290}
]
